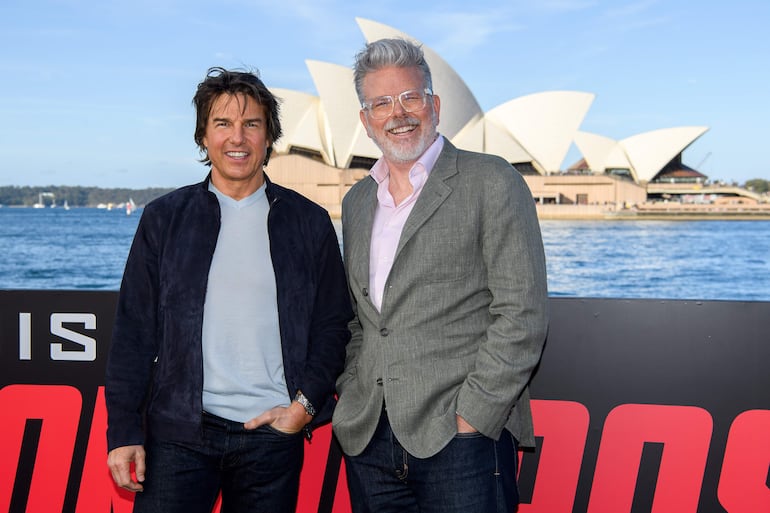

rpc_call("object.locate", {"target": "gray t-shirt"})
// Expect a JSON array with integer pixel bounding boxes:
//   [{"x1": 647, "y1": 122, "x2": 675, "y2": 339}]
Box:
[{"x1": 201, "y1": 182, "x2": 289, "y2": 422}]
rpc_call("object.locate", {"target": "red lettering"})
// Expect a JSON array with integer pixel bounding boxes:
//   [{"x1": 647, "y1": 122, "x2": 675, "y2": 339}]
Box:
[
  {"x1": 718, "y1": 409, "x2": 770, "y2": 512},
  {"x1": 73, "y1": 389, "x2": 351, "y2": 513},
  {"x1": 518, "y1": 400, "x2": 590, "y2": 513},
  {"x1": 75, "y1": 386, "x2": 134, "y2": 513},
  {"x1": 587, "y1": 404, "x2": 712, "y2": 513},
  {"x1": 0, "y1": 384, "x2": 82, "y2": 513},
  {"x1": 9, "y1": 384, "x2": 762, "y2": 513}
]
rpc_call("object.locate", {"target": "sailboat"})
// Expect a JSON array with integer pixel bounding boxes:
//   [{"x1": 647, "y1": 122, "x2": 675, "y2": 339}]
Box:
[{"x1": 126, "y1": 198, "x2": 137, "y2": 215}]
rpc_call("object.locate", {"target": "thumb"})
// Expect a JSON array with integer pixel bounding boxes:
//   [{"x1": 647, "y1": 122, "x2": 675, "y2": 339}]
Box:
[
  {"x1": 244, "y1": 410, "x2": 272, "y2": 430},
  {"x1": 134, "y1": 448, "x2": 146, "y2": 483}
]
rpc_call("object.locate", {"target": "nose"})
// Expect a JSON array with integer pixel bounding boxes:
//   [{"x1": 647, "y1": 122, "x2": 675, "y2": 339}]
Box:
[
  {"x1": 229, "y1": 125, "x2": 245, "y2": 143},
  {"x1": 392, "y1": 99, "x2": 407, "y2": 116}
]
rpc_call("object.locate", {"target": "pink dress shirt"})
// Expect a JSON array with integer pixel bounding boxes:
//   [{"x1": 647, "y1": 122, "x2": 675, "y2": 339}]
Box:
[{"x1": 369, "y1": 135, "x2": 444, "y2": 311}]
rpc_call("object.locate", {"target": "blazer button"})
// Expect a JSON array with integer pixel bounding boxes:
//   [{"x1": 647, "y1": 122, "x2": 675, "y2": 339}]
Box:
[
  {"x1": 362, "y1": 287, "x2": 369, "y2": 297},
  {"x1": 380, "y1": 328, "x2": 389, "y2": 336},
  {"x1": 376, "y1": 378, "x2": 383, "y2": 386}
]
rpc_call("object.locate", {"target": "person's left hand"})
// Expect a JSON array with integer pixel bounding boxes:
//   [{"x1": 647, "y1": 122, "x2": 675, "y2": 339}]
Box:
[{"x1": 244, "y1": 401, "x2": 312, "y2": 433}]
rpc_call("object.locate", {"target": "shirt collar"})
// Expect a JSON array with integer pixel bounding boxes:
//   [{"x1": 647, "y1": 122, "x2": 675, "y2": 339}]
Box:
[
  {"x1": 208, "y1": 180, "x2": 266, "y2": 209},
  {"x1": 370, "y1": 134, "x2": 445, "y2": 185}
]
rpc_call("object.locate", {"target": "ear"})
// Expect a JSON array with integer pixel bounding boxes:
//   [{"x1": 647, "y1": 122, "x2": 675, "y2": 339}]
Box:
[
  {"x1": 432, "y1": 94, "x2": 441, "y2": 126},
  {"x1": 359, "y1": 109, "x2": 373, "y2": 137}
]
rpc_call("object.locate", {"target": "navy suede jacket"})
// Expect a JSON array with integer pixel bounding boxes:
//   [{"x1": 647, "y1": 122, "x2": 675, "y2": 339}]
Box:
[{"x1": 105, "y1": 174, "x2": 352, "y2": 451}]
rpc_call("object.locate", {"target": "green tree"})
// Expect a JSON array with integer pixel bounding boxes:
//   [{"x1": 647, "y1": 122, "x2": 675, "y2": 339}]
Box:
[
  {"x1": 745, "y1": 179, "x2": 769, "y2": 194},
  {"x1": 0, "y1": 186, "x2": 173, "y2": 207}
]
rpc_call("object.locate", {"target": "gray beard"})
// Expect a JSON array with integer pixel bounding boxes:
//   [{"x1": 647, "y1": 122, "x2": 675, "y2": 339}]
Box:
[{"x1": 375, "y1": 113, "x2": 438, "y2": 163}]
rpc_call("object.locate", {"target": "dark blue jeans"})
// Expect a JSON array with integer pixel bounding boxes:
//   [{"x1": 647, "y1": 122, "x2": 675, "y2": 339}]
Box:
[
  {"x1": 133, "y1": 411, "x2": 304, "y2": 513},
  {"x1": 344, "y1": 409, "x2": 519, "y2": 513}
]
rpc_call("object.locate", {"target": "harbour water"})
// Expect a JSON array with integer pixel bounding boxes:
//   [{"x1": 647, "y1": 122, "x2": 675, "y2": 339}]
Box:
[{"x1": 1, "y1": 207, "x2": 769, "y2": 301}]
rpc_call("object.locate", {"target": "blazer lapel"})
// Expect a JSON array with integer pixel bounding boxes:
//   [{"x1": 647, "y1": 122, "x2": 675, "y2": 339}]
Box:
[
  {"x1": 395, "y1": 142, "x2": 458, "y2": 259},
  {"x1": 345, "y1": 178, "x2": 377, "y2": 297}
]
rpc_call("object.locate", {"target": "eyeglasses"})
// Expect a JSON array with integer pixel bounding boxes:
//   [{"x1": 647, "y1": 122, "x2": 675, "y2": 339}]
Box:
[{"x1": 361, "y1": 88, "x2": 433, "y2": 120}]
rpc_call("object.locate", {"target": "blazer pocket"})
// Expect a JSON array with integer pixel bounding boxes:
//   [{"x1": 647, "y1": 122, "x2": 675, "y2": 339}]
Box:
[{"x1": 336, "y1": 364, "x2": 359, "y2": 395}]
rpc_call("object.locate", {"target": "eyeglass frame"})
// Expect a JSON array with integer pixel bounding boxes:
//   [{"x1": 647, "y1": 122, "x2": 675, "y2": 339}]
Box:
[{"x1": 361, "y1": 88, "x2": 434, "y2": 119}]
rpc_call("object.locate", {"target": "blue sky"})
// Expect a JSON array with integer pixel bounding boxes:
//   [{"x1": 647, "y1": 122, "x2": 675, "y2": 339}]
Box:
[{"x1": 1, "y1": 0, "x2": 768, "y2": 188}]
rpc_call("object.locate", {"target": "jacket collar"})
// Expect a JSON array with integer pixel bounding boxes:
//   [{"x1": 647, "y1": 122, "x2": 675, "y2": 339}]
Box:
[{"x1": 199, "y1": 171, "x2": 281, "y2": 206}]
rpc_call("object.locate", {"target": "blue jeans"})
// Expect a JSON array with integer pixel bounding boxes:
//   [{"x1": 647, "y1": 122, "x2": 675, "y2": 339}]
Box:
[
  {"x1": 343, "y1": 409, "x2": 519, "y2": 513},
  {"x1": 133, "y1": 411, "x2": 304, "y2": 513}
]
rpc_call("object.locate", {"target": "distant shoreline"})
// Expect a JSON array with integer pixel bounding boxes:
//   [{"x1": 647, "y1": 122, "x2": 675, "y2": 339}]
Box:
[
  {"x1": 536, "y1": 203, "x2": 770, "y2": 221},
  {"x1": 4, "y1": 203, "x2": 770, "y2": 221}
]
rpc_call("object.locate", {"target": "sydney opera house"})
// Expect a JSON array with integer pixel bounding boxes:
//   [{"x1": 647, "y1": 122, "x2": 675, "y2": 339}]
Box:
[{"x1": 265, "y1": 18, "x2": 764, "y2": 218}]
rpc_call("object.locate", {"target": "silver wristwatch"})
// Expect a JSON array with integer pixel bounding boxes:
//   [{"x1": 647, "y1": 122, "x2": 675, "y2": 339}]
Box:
[{"x1": 294, "y1": 391, "x2": 316, "y2": 417}]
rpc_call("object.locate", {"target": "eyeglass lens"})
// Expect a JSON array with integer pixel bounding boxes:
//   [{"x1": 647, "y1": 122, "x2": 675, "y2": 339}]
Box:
[{"x1": 367, "y1": 90, "x2": 428, "y2": 119}]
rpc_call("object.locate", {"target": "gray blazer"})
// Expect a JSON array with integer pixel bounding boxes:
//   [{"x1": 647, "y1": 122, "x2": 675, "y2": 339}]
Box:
[{"x1": 332, "y1": 140, "x2": 549, "y2": 458}]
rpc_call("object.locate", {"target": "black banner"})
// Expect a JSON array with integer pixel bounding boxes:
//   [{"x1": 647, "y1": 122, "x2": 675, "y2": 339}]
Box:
[{"x1": 1, "y1": 291, "x2": 768, "y2": 512}]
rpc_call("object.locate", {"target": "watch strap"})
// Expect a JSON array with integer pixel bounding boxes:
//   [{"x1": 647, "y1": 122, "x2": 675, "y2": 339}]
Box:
[{"x1": 294, "y1": 391, "x2": 316, "y2": 417}]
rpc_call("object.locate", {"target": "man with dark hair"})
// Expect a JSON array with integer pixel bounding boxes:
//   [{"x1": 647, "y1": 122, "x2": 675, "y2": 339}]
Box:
[
  {"x1": 333, "y1": 39, "x2": 549, "y2": 512},
  {"x1": 106, "y1": 67, "x2": 352, "y2": 513}
]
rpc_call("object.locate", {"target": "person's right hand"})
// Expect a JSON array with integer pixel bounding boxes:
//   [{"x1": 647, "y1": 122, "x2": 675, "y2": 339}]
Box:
[{"x1": 107, "y1": 444, "x2": 146, "y2": 492}]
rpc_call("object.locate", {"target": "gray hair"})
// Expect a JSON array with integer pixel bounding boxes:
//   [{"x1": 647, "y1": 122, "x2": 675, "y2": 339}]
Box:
[{"x1": 353, "y1": 38, "x2": 433, "y2": 103}]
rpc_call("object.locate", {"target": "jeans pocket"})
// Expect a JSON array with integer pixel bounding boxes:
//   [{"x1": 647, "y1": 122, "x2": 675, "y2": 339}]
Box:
[{"x1": 264, "y1": 424, "x2": 304, "y2": 438}]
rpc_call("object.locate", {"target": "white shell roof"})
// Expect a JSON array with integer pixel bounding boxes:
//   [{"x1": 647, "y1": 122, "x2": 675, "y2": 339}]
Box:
[
  {"x1": 575, "y1": 126, "x2": 709, "y2": 182},
  {"x1": 269, "y1": 88, "x2": 327, "y2": 161},
  {"x1": 574, "y1": 131, "x2": 634, "y2": 178},
  {"x1": 304, "y1": 60, "x2": 381, "y2": 167},
  {"x1": 485, "y1": 91, "x2": 595, "y2": 174},
  {"x1": 268, "y1": 18, "x2": 705, "y2": 183},
  {"x1": 622, "y1": 126, "x2": 709, "y2": 182}
]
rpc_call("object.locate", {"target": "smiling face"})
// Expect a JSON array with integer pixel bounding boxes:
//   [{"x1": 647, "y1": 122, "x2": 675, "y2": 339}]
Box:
[
  {"x1": 203, "y1": 93, "x2": 271, "y2": 199},
  {"x1": 359, "y1": 65, "x2": 440, "y2": 171}
]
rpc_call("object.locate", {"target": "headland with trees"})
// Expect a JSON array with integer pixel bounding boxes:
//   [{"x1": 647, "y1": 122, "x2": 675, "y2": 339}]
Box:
[{"x1": 0, "y1": 186, "x2": 175, "y2": 208}]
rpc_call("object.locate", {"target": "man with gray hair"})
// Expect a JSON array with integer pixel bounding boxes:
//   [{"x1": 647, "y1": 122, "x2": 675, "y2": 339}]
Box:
[{"x1": 332, "y1": 38, "x2": 549, "y2": 512}]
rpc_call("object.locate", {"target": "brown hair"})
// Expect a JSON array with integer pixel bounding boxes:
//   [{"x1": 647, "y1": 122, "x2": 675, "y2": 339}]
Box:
[{"x1": 192, "y1": 67, "x2": 282, "y2": 166}]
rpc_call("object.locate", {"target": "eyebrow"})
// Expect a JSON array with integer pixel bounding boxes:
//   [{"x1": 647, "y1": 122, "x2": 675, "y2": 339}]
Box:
[{"x1": 211, "y1": 116, "x2": 264, "y2": 124}]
